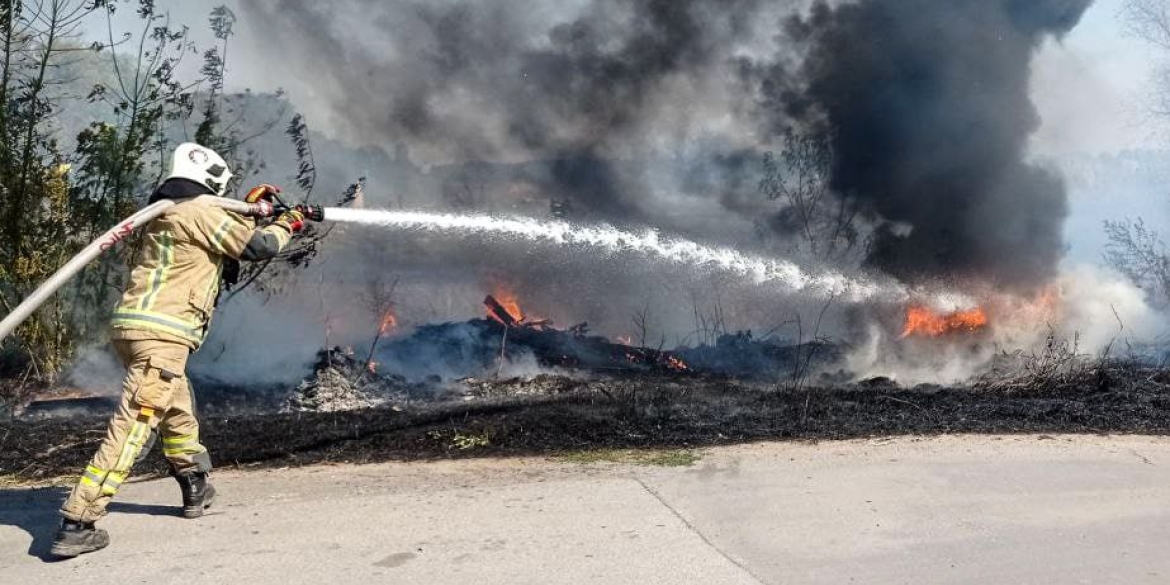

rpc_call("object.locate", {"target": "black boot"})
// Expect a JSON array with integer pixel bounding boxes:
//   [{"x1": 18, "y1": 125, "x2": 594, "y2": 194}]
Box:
[
  {"x1": 174, "y1": 472, "x2": 217, "y2": 518},
  {"x1": 50, "y1": 520, "x2": 109, "y2": 558}
]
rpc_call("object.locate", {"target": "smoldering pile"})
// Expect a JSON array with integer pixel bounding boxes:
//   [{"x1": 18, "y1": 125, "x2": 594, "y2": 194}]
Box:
[
  {"x1": 283, "y1": 347, "x2": 416, "y2": 412},
  {"x1": 277, "y1": 293, "x2": 847, "y2": 412}
]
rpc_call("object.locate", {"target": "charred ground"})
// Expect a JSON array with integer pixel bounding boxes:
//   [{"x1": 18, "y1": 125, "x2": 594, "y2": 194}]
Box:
[{"x1": 4, "y1": 359, "x2": 1170, "y2": 485}]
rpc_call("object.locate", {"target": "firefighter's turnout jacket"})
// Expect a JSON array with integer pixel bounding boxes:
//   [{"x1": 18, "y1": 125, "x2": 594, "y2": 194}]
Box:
[{"x1": 109, "y1": 195, "x2": 295, "y2": 349}]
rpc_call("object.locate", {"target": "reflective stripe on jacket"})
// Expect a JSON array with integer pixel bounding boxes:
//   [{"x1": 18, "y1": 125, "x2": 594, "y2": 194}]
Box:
[{"x1": 110, "y1": 197, "x2": 293, "y2": 349}]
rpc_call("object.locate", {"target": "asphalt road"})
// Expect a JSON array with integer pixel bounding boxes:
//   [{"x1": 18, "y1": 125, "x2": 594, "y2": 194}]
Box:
[{"x1": 2, "y1": 434, "x2": 1168, "y2": 584}]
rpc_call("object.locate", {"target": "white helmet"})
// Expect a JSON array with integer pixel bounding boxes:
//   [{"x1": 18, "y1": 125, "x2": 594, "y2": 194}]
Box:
[{"x1": 166, "y1": 142, "x2": 234, "y2": 196}]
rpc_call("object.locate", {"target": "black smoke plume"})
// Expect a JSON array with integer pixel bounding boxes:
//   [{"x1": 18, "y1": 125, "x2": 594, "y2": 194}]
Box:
[
  {"x1": 245, "y1": 0, "x2": 1090, "y2": 290},
  {"x1": 783, "y1": 0, "x2": 1092, "y2": 289},
  {"x1": 242, "y1": 0, "x2": 765, "y2": 221}
]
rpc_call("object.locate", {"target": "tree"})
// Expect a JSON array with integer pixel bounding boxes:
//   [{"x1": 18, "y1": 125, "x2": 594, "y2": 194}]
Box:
[
  {"x1": 225, "y1": 113, "x2": 356, "y2": 299},
  {"x1": 0, "y1": 1, "x2": 347, "y2": 380},
  {"x1": 0, "y1": 0, "x2": 102, "y2": 377},
  {"x1": 1122, "y1": 1, "x2": 1170, "y2": 122},
  {"x1": 758, "y1": 129, "x2": 861, "y2": 262},
  {"x1": 1104, "y1": 2, "x2": 1170, "y2": 304},
  {"x1": 1104, "y1": 218, "x2": 1170, "y2": 306},
  {"x1": 0, "y1": 2, "x2": 293, "y2": 379},
  {"x1": 186, "y1": 5, "x2": 287, "y2": 193},
  {"x1": 68, "y1": 1, "x2": 197, "y2": 340},
  {"x1": 193, "y1": 5, "x2": 232, "y2": 150}
]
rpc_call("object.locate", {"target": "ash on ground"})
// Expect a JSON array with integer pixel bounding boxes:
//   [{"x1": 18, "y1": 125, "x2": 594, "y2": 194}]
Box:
[{"x1": 283, "y1": 347, "x2": 414, "y2": 412}]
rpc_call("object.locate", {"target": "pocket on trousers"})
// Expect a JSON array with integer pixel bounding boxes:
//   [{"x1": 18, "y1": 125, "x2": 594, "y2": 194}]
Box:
[{"x1": 132, "y1": 355, "x2": 184, "y2": 410}]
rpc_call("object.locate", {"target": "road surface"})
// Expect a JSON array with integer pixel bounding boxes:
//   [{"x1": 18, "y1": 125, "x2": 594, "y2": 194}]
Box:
[{"x1": 2, "y1": 434, "x2": 1168, "y2": 584}]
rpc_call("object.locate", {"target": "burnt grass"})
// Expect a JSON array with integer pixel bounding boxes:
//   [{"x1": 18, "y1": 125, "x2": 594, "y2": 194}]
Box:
[{"x1": 4, "y1": 365, "x2": 1170, "y2": 483}]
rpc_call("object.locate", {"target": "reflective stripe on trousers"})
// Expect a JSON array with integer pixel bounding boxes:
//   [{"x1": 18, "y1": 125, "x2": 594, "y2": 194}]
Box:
[
  {"x1": 162, "y1": 433, "x2": 206, "y2": 457},
  {"x1": 73, "y1": 407, "x2": 153, "y2": 500}
]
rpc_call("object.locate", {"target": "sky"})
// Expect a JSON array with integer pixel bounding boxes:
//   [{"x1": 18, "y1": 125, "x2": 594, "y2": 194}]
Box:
[{"x1": 1030, "y1": 0, "x2": 1160, "y2": 156}]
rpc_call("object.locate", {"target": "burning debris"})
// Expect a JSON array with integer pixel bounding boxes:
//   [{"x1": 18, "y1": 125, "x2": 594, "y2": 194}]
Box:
[
  {"x1": 374, "y1": 293, "x2": 696, "y2": 380},
  {"x1": 196, "y1": 0, "x2": 1108, "y2": 417},
  {"x1": 318, "y1": 290, "x2": 854, "y2": 389},
  {"x1": 484, "y1": 293, "x2": 536, "y2": 328},
  {"x1": 676, "y1": 331, "x2": 843, "y2": 380},
  {"x1": 210, "y1": 0, "x2": 1107, "y2": 397}
]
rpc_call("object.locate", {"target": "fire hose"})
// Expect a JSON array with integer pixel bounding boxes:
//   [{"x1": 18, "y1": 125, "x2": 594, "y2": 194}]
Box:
[{"x1": 0, "y1": 196, "x2": 324, "y2": 342}]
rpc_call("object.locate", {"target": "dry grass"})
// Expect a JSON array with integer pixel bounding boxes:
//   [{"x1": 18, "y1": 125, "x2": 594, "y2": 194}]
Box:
[{"x1": 556, "y1": 448, "x2": 702, "y2": 467}]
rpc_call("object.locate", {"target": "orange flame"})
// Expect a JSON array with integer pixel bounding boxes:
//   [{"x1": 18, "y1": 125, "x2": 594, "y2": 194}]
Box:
[
  {"x1": 378, "y1": 308, "x2": 398, "y2": 335},
  {"x1": 615, "y1": 335, "x2": 633, "y2": 346},
  {"x1": 901, "y1": 305, "x2": 988, "y2": 338},
  {"x1": 665, "y1": 356, "x2": 689, "y2": 371},
  {"x1": 487, "y1": 288, "x2": 524, "y2": 323}
]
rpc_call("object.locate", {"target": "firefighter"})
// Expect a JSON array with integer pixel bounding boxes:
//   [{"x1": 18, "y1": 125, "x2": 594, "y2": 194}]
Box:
[{"x1": 51, "y1": 143, "x2": 308, "y2": 558}]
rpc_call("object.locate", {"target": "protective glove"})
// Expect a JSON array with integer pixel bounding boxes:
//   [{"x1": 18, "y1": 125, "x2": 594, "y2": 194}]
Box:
[
  {"x1": 275, "y1": 208, "x2": 306, "y2": 233},
  {"x1": 245, "y1": 183, "x2": 281, "y2": 203},
  {"x1": 243, "y1": 184, "x2": 281, "y2": 218}
]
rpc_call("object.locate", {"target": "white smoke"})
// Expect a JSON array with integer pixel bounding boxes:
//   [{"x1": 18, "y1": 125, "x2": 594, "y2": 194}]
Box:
[
  {"x1": 60, "y1": 345, "x2": 124, "y2": 395},
  {"x1": 1054, "y1": 263, "x2": 1166, "y2": 352},
  {"x1": 845, "y1": 263, "x2": 1168, "y2": 386}
]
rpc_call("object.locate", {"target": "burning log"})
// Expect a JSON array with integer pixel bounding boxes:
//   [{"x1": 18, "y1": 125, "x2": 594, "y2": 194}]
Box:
[
  {"x1": 484, "y1": 294, "x2": 520, "y2": 327},
  {"x1": 484, "y1": 294, "x2": 553, "y2": 329}
]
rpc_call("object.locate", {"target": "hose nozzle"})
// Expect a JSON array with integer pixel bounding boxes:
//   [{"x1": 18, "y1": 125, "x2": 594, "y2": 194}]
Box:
[
  {"x1": 270, "y1": 193, "x2": 325, "y2": 222},
  {"x1": 294, "y1": 204, "x2": 325, "y2": 222}
]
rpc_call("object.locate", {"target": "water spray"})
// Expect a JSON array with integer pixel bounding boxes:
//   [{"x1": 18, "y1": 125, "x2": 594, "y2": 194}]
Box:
[
  {"x1": 0, "y1": 202, "x2": 914, "y2": 345},
  {"x1": 320, "y1": 208, "x2": 909, "y2": 302}
]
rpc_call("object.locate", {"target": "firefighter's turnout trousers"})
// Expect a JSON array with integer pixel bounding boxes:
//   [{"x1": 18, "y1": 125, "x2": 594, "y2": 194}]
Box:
[{"x1": 60, "y1": 339, "x2": 208, "y2": 523}]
